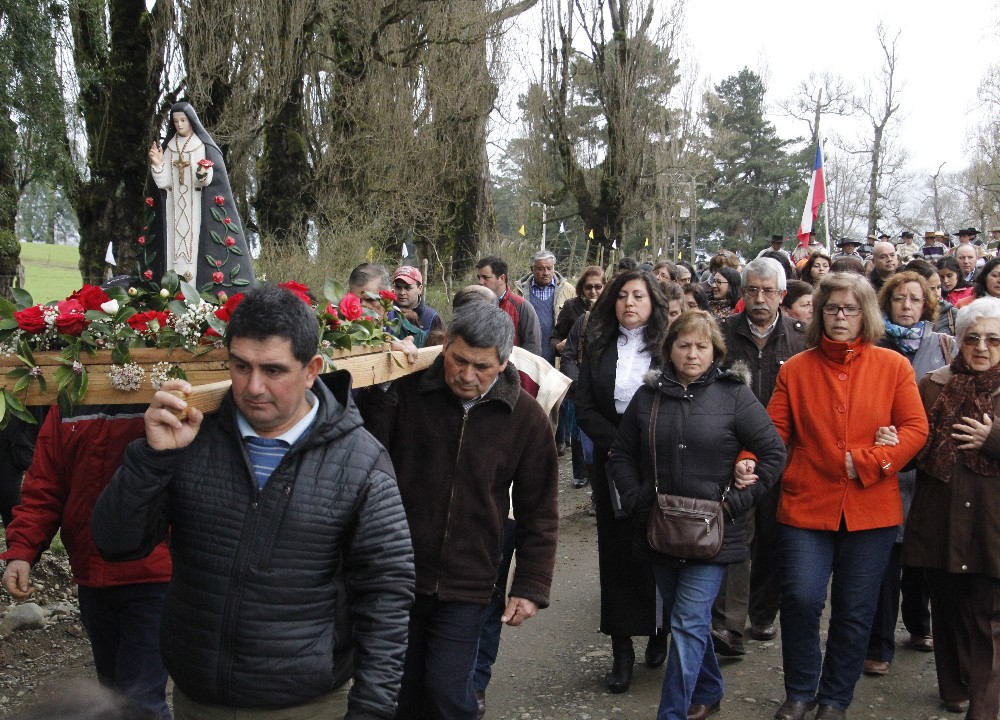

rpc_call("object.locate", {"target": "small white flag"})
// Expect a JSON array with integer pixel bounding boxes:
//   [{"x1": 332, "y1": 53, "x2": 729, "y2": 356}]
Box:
[
  {"x1": 612, "y1": 239, "x2": 618, "y2": 249},
  {"x1": 657, "y1": 247, "x2": 662, "y2": 257},
  {"x1": 559, "y1": 221, "x2": 566, "y2": 234},
  {"x1": 401, "y1": 243, "x2": 409, "y2": 259},
  {"x1": 105, "y1": 241, "x2": 116, "y2": 266}
]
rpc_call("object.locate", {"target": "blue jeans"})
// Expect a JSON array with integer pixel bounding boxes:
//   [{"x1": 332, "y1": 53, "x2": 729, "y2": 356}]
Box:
[
  {"x1": 653, "y1": 563, "x2": 726, "y2": 720},
  {"x1": 473, "y1": 518, "x2": 516, "y2": 691},
  {"x1": 77, "y1": 583, "x2": 170, "y2": 718},
  {"x1": 397, "y1": 595, "x2": 489, "y2": 720},
  {"x1": 779, "y1": 523, "x2": 896, "y2": 710}
]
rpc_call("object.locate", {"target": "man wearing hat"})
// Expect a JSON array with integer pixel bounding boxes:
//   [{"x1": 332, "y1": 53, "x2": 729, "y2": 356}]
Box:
[
  {"x1": 832, "y1": 237, "x2": 863, "y2": 261},
  {"x1": 896, "y1": 230, "x2": 919, "y2": 263},
  {"x1": 920, "y1": 231, "x2": 947, "y2": 259},
  {"x1": 392, "y1": 265, "x2": 444, "y2": 339},
  {"x1": 757, "y1": 234, "x2": 791, "y2": 260},
  {"x1": 947, "y1": 228, "x2": 980, "y2": 255}
]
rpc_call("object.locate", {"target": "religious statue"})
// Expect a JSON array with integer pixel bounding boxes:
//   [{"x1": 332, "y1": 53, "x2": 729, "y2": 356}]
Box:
[{"x1": 143, "y1": 102, "x2": 254, "y2": 292}]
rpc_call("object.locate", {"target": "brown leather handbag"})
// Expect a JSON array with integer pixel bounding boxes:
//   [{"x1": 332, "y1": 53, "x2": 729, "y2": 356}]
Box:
[{"x1": 645, "y1": 393, "x2": 728, "y2": 560}]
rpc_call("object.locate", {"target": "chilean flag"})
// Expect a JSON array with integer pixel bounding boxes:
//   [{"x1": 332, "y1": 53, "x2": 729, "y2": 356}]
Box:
[{"x1": 796, "y1": 144, "x2": 826, "y2": 247}]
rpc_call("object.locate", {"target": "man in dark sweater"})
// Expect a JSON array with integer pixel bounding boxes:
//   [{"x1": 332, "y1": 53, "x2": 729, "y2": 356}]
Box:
[{"x1": 359, "y1": 302, "x2": 560, "y2": 720}]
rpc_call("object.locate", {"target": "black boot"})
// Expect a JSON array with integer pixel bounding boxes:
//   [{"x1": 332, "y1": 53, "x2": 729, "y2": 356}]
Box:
[
  {"x1": 607, "y1": 636, "x2": 635, "y2": 693},
  {"x1": 644, "y1": 626, "x2": 668, "y2": 668}
]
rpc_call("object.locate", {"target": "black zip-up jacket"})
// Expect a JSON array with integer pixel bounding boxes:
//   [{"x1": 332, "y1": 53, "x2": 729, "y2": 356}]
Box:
[
  {"x1": 718, "y1": 312, "x2": 806, "y2": 407},
  {"x1": 92, "y1": 372, "x2": 414, "y2": 719},
  {"x1": 608, "y1": 366, "x2": 787, "y2": 565}
]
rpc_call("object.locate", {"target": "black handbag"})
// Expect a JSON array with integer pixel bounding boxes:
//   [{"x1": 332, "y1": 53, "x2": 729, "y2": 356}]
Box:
[{"x1": 645, "y1": 393, "x2": 728, "y2": 560}]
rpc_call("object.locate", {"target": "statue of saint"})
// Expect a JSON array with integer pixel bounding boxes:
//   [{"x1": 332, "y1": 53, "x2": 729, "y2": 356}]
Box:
[{"x1": 144, "y1": 102, "x2": 254, "y2": 292}]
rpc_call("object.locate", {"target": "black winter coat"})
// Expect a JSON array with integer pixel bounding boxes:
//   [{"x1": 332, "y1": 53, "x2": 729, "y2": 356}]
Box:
[
  {"x1": 607, "y1": 364, "x2": 786, "y2": 565},
  {"x1": 92, "y1": 372, "x2": 414, "y2": 720}
]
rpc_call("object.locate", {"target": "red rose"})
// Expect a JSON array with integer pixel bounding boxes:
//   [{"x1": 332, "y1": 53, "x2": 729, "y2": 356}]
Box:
[
  {"x1": 198, "y1": 159, "x2": 215, "y2": 169},
  {"x1": 223, "y1": 217, "x2": 232, "y2": 225},
  {"x1": 212, "y1": 272, "x2": 224, "y2": 284},
  {"x1": 338, "y1": 293, "x2": 363, "y2": 321},
  {"x1": 145, "y1": 197, "x2": 154, "y2": 207},
  {"x1": 379, "y1": 289, "x2": 397, "y2": 302},
  {"x1": 127, "y1": 310, "x2": 169, "y2": 335},
  {"x1": 54, "y1": 299, "x2": 87, "y2": 336},
  {"x1": 143, "y1": 270, "x2": 153, "y2": 280},
  {"x1": 14, "y1": 305, "x2": 46, "y2": 334},
  {"x1": 215, "y1": 195, "x2": 225, "y2": 206},
  {"x1": 138, "y1": 236, "x2": 146, "y2": 245},
  {"x1": 206, "y1": 292, "x2": 245, "y2": 337},
  {"x1": 70, "y1": 284, "x2": 110, "y2": 311},
  {"x1": 278, "y1": 281, "x2": 313, "y2": 304},
  {"x1": 225, "y1": 236, "x2": 235, "y2": 247}
]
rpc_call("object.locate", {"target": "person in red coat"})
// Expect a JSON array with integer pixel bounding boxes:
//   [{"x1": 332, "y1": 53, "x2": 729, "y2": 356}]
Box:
[
  {"x1": 1, "y1": 406, "x2": 172, "y2": 717},
  {"x1": 763, "y1": 272, "x2": 929, "y2": 720}
]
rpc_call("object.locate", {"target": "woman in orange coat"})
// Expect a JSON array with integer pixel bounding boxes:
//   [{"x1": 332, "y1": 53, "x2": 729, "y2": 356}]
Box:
[{"x1": 764, "y1": 272, "x2": 929, "y2": 720}]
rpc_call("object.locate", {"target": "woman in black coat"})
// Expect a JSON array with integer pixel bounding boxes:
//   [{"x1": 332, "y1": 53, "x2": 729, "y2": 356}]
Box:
[
  {"x1": 575, "y1": 269, "x2": 672, "y2": 693},
  {"x1": 608, "y1": 310, "x2": 786, "y2": 719}
]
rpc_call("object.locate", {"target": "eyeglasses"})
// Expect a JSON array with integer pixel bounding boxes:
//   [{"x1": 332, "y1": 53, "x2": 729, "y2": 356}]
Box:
[
  {"x1": 709, "y1": 277, "x2": 728, "y2": 286},
  {"x1": 583, "y1": 283, "x2": 604, "y2": 291},
  {"x1": 962, "y1": 333, "x2": 1000, "y2": 348},
  {"x1": 821, "y1": 304, "x2": 861, "y2": 317},
  {"x1": 744, "y1": 286, "x2": 780, "y2": 298}
]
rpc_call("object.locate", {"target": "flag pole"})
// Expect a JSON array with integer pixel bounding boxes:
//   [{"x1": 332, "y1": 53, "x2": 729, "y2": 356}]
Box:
[{"x1": 821, "y1": 138, "x2": 831, "y2": 255}]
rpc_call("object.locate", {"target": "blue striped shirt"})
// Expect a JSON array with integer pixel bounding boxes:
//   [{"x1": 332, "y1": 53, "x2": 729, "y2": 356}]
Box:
[{"x1": 237, "y1": 391, "x2": 320, "y2": 488}]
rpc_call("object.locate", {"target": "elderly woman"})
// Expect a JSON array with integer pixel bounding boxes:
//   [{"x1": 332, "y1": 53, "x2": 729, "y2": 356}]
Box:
[
  {"x1": 902, "y1": 297, "x2": 1000, "y2": 718},
  {"x1": 608, "y1": 311, "x2": 786, "y2": 720},
  {"x1": 863, "y1": 272, "x2": 953, "y2": 676},
  {"x1": 781, "y1": 280, "x2": 814, "y2": 324},
  {"x1": 575, "y1": 269, "x2": 672, "y2": 693},
  {"x1": 708, "y1": 266, "x2": 742, "y2": 320},
  {"x1": 766, "y1": 272, "x2": 929, "y2": 720}
]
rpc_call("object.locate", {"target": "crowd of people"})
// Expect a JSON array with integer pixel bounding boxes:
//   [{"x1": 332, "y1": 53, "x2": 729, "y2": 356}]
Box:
[{"x1": 2, "y1": 228, "x2": 1000, "y2": 720}]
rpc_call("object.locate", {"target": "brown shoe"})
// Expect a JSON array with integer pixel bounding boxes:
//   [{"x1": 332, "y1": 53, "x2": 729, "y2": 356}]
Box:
[
  {"x1": 687, "y1": 700, "x2": 721, "y2": 719},
  {"x1": 710, "y1": 628, "x2": 746, "y2": 656},
  {"x1": 862, "y1": 658, "x2": 890, "y2": 676},
  {"x1": 908, "y1": 634, "x2": 934, "y2": 652},
  {"x1": 773, "y1": 700, "x2": 816, "y2": 720},
  {"x1": 815, "y1": 705, "x2": 846, "y2": 720},
  {"x1": 750, "y1": 623, "x2": 776, "y2": 640}
]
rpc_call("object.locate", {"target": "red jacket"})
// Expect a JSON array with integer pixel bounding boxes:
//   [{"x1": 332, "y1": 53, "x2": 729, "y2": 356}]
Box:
[
  {"x1": 766, "y1": 336, "x2": 929, "y2": 531},
  {"x1": 1, "y1": 406, "x2": 171, "y2": 587}
]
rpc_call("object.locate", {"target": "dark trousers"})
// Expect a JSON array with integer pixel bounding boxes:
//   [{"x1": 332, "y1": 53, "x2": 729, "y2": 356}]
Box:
[
  {"x1": 779, "y1": 523, "x2": 895, "y2": 711},
  {"x1": 926, "y1": 570, "x2": 1000, "y2": 720},
  {"x1": 473, "y1": 518, "x2": 516, "y2": 692},
  {"x1": 77, "y1": 583, "x2": 170, "y2": 718},
  {"x1": 397, "y1": 595, "x2": 489, "y2": 720},
  {"x1": 866, "y1": 544, "x2": 932, "y2": 662}
]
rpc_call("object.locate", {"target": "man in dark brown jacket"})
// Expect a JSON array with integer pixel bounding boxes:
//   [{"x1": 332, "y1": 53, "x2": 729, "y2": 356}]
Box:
[{"x1": 359, "y1": 301, "x2": 559, "y2": 720}]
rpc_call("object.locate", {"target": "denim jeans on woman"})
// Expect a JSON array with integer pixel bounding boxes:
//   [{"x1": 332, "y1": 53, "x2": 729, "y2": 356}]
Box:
[
  {"x1": 652, "y1": 562, "x2": 726, "y2": 720},
  {"x1": 779, "y1": 523, "x2": 896, "y2": 711}
]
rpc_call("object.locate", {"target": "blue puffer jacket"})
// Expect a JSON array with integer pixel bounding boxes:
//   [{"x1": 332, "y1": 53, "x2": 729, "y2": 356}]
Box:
[
  {"x1": 92, "y1": 371, "x2": 414, "y2": 720},
  {"x1": 607, "y1": 364, "x2": 786, "y2": 565}
]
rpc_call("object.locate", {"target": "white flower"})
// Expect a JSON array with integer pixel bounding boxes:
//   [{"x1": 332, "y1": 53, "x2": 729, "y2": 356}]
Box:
[
  {"x1": 100, "y1": 299, "x2": 119, "y2": 314},
  {"x1": 108, "y1": 363, "x2": 146, "y2": 392},
  {"x1": 160, "y1": 289, "x2": 169, "y2": 297}
]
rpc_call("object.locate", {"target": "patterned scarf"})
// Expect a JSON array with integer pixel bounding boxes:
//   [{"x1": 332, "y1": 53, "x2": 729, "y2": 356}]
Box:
[
  {"x1": 883, "y1": 317, "x2": 925, "y2": 356},
  {"x1": 916, "y1": 353, "x2": 1000, "y2": 482}
]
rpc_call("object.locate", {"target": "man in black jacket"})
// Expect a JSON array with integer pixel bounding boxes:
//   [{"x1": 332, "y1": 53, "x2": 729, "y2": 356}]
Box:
[
  {"x1": 93, "y1": 284, "x2": 415, "y2": 720},
  {"x1": 710, "y1": 258, "x2": 806, "y2": 657}
]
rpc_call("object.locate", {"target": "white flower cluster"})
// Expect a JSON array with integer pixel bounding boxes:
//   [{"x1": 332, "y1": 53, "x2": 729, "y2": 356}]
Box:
[
  {"x1": 149, "y1": 362, "x2": 177, "y2": 390},
  {"x1": 173, "y1": 300, "x2": 215, "y2": 348},
  {"x1": 108, "y1": 362, "x2": 146, "y2": 392}
]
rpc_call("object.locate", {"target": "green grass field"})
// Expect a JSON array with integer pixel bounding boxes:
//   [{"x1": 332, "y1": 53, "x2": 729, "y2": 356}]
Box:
[{"x1": 19, "y1": 242, "x2": 83, "y2": 304}]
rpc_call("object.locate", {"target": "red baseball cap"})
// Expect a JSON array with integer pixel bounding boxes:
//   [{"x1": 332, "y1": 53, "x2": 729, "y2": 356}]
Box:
[{"x1": 393, "y1": 266, "x2": 422, "y2": 285}]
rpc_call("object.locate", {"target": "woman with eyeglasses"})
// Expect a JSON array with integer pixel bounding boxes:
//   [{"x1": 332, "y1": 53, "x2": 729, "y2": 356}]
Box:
[
  {"x1": 708, "y1": 266, "x2": 742, "y2": 320},
  {"x1": 902, "y1": 297, "x2": 1000, "y2": 719},
  {"x1": 553, "y1": 266, "x2": 607, "y2": 488},
  {"x1": 861, "y1": 272, "x2": 953, "y2": 677},
  {"x1": 762, "y1": 272, "x2": 929, "y2": 720}
]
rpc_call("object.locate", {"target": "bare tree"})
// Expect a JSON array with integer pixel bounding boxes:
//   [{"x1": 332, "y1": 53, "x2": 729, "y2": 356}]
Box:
[{"x1": 780, "y1": 71, "x2": 854, "y2": 146}]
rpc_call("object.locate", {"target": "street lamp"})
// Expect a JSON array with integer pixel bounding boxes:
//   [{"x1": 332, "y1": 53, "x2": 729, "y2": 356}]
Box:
[
  {"x1": 530, "y1": 201, "x2": 547, "y2": 251},
  {"x1": 667, "y1": 171, "x2": 703, "y2": 264}
]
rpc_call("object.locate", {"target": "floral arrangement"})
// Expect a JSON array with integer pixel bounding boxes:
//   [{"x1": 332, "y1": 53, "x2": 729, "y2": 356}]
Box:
[{"x1": 0, "y1": 271, "x2": 399, "y2": 427}]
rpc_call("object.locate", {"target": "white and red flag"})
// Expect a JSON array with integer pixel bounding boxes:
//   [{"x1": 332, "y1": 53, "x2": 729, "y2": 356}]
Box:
[{"x1": 796, "y1": 144, "x2": 826, "y2": 248}]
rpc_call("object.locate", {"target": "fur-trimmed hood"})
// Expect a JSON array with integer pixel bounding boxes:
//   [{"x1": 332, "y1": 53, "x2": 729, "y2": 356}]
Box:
[{"x1": 644, "y1": 361, "x2": 751, "y2": 389}]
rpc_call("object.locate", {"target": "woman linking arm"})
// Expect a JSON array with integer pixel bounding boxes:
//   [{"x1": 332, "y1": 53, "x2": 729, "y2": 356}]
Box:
[
  {"x1": 575, "y1": 269, "x2": 672, "y2": 693},
  {"x1": 768, "y1": 272, "x2": 929, "y2": 720},
  {"x1": 902, "y1": 297, "x2": 1000, "y2": 719},
  {"x1": 607, "y1": 310, "x2": 786, "y2": 720}
]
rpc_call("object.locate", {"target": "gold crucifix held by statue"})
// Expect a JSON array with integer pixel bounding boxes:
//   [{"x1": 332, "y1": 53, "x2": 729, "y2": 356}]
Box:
[{"x1": 173, "y1": 153, "x2": 190, "y2": 186}]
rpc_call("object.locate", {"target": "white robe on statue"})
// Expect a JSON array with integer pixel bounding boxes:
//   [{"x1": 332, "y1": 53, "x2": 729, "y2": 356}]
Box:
[{"x1": 150, "y1": 133, "x2": 214, "y2": 283}]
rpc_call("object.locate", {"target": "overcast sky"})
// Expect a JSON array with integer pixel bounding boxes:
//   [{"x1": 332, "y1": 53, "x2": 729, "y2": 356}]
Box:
[{"x1": 500, "y1": 1, "x2": 999, "y2": 179}]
